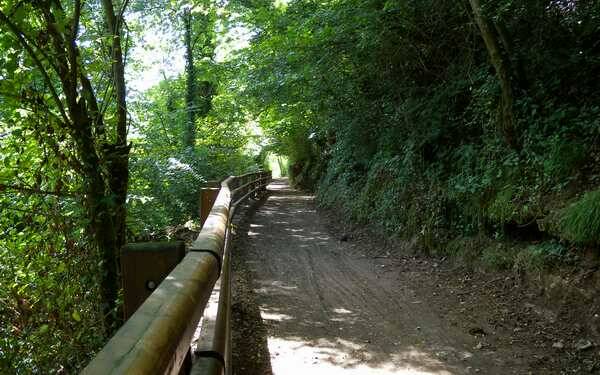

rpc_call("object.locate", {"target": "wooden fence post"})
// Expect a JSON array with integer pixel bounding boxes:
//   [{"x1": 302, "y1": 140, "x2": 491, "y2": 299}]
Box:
[
  {"x1": 200, "y1": 180, "x2": 220, "y2": 227},
  {"x1": 121, "y1": 242, "x2": 186, "y2": 319}
]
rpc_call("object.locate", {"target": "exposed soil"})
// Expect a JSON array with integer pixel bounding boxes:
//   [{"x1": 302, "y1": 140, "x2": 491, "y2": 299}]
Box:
[{"x1": 231, "y1": 179, "x2": 600, "y2": 374}]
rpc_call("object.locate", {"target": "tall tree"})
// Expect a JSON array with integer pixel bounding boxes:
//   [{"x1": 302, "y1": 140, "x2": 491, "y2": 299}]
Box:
[
  {"x1": 101, "y1": 0, "x2": 130, "y2": 255},
  {"x1": 468, "y1": 0, "x2": 518, "y2": 150},
  {"x1": 182, "y1": 3, "x2": 215, "y2": 151},
  {"x1": 183, "y1": 7, "x2": 197, "y2": 150},
  {"x1": 0, "y1": 0, "x2": 130, "y2": 332}
]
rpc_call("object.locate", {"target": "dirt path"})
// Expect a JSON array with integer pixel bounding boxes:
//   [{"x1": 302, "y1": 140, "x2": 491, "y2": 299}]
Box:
[{"x1": 231, "y1": 179, "x2": 600, "y2": 374}]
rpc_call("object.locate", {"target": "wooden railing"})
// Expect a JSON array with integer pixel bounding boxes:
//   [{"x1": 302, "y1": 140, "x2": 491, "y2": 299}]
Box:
[{"x1": 83, "y1": 171, "x2": 271, "y2": 375}]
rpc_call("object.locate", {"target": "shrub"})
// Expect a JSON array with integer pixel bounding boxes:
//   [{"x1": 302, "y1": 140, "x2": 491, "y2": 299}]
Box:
[
  {"x1": 560, "y1": 189, "x2": 600, "y2": 244},
  {"x1": 513, "y1": 241, "x2": 574, "y2": 273}
]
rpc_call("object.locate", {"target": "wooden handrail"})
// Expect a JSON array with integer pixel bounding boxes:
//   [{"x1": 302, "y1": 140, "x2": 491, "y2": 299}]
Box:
[
  {"x1": 83, "y1": 170, "x2": 271, "y2": 375},
  {"x1": 192, "y1": 174, "x2": 269, "y2": 375}
]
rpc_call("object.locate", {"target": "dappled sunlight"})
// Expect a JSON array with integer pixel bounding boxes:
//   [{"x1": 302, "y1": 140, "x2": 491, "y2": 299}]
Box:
[
  {"x1": 254, "y1": 280, "x2": 299, "y2": 296},
  {"x1": 333, "y1": 308, "x2": 353, "y2": 314},
  {"x1": 260, "y1": 310, "x2": 295, "y2": 322},
  {"x1": 267, "y1": 336, "x2": 455, "y2": 375},
  {"x1": 252, "y1": 280, "x2": 462, "y2": 373},
  {"x1": 270, "y1": 194, "x2": 315, "y2": 201},
  {"x1": 233, "y1": 179, "x2": 470, "y2": 374},
  {"x1": 166, "y1": 157, "x2": 194, "y2": 172}
]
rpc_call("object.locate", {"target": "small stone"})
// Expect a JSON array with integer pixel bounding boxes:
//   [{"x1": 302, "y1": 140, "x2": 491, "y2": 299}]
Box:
[
  {"x1": 436, "y1": 351, "x2": 448, "y2": 360},
  {"x1": 552, "y1": 341, "x2": 564, "y2": 349},
  {"x1": 468, "y1": 327, "x2": 487, "y2": 336},
  {"x1": 474, "y1": 342, "x2": 484, "y2": 350}
]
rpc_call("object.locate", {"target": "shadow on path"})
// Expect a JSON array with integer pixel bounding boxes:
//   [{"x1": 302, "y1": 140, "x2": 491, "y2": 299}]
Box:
[{"x1": 231, "y1": 179, "x2": 515, "y2": 375}]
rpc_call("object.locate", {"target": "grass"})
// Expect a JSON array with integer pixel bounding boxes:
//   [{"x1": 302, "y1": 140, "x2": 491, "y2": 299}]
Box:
[
  {"x1": 441, "y1": 236, "x2": 576, "y2": 274},
  {"x1": 560, "y1": 188, "x2": 600, "y2": 244}
]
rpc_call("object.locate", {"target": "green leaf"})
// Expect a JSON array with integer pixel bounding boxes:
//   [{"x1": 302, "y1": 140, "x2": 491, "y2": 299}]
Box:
[{"x1": 71, "y1": 310, "x2": 81, "y2": 322}]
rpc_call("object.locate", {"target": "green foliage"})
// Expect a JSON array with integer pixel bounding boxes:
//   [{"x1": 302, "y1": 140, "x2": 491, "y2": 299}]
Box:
[
  {"x1": 2, "y1": 0, "x2": 600, "y2": 371},
  {"x1": 560, "y1": 189, "x2": 600, "y2": 244},
  {"x1": 480, "y1": 243, "x2": 515, "y2": 271},
  {"x1": 0, "y1": 191, "x2": 105, "y2": 373},
  {"x1": 441, "y1": 237, "x2": 574, "y2": 274},
  {"x1": 231, "y1": 0, "x2": 600, "y2": 263},
  {"x1": 442, "y1": 236, "x2": 520, "y2": 271},
  {"x1": 126, "y1": 66, "x2": 258, "y2": 238},
  {"x1": 0, "y1": 2, "x2": 122, "y2": 370},
  {"x1": 0, "y1": 0, "x2": 257, "y2": 371},
  {"x1": 262, "y1": 152, "x2": 289, "y2": 178},
  {"x1": 542, "y1": 136, "x2": 587, "y2": 182},
  {"x1": 513, "y1": 241, "x2": 575, "y2": 274}
]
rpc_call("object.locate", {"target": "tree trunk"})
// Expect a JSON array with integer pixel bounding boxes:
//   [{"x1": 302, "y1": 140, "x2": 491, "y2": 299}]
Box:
[
  {"x1": 183, "y1": 9, "x2": 196, "y2": 150},
  {"x1": 1, "y1": 0, "x2": 130, "y2": 334},
  {"x1": 72, "y1": 112, "x2": 120, "y2": 332},
  {"x1": 100, "y1": 0, "x2": 130, "y2": 330},
  {"x1": 468, "y1": 0, "x2": 519, "y2": 150}
]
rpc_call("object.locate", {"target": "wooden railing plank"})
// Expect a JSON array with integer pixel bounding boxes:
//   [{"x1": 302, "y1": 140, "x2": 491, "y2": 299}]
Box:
[
  {"x1": 83, "y1": 171, "x2": 271, "y2": 375},
  {"x1": 83, "y1": 252, "x2": 219, "y2": 374}
]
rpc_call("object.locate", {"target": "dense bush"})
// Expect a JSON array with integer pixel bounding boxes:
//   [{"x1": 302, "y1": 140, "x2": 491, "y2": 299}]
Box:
[
  {"x1": 0, "y1": 3, "x2": 258, "y2": 371},
  {"x1": 560, "y1": 189, "x2": 600, "y2": 245},
  {"x1": 127, "y1": 76, "x2": 258, "y2": 239},
  {"x1": 0, "y1": 194, "x2": 105, "y2": 373},
  {"x1": 235, "y1": 0, "x2": 600, "y2": 263}
]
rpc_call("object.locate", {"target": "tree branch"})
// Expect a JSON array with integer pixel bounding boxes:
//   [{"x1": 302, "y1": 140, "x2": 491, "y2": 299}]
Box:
[
  {"x1": 99, "y1": 79, "x2": 115, "y2": 116},
  {"x1": 100, "y1": 0, "x2": 128, "y2": 145},
  {"x1": 118, "y1": 0, "x2": 131, "y2": 30},
  {"x1": 0, "y1": 10, "x2": 70, "y2": 124},
  {"x1": 0, "y1": 183, "x2": 79, "y2": 197},
  {"x1": 79, "y1": 70, "x2": 105, "y2": 138},
  {"x1": 68, "y1": 0, "x2": 82, "y2": 86}
]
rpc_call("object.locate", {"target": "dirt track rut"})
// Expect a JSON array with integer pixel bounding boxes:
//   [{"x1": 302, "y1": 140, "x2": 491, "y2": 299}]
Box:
[{"x1": 230, "y1": 179, "x2": 565, "y2": 374}]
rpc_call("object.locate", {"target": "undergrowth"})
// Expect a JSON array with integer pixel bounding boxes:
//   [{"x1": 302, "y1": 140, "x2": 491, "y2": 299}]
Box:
[{"x1": 560, "y1": 189, "x2": 600, "y2": 245}]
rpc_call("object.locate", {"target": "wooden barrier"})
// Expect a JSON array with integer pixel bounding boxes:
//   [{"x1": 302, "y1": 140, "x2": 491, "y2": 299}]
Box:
[
  {"x1": 83, "y1": 171, "x2": 271, "y2": 375},
  {"x1": 199, "y1": 180, "x2": 220, "y2": 227},
  {"x1": 121, "y1": 242, "x2": 186, "y2": 319}
]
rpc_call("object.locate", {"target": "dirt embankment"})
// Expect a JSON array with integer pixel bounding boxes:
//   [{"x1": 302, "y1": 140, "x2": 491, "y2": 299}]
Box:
[{"x1": 230, "y1": 179, "x2": 600, "y2": 374}]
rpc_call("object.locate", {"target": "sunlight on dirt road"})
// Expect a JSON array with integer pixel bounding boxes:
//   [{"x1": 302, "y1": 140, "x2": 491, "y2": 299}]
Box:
[
  {"x1": 266, "y1": 335, "x2": 453, "y2": 375},
  {"x1": 232, "y1": 179, "x2": 527, "y2": 374}
]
